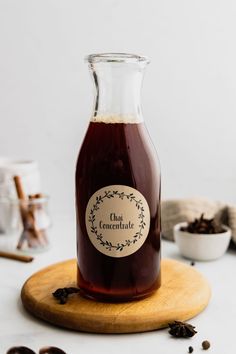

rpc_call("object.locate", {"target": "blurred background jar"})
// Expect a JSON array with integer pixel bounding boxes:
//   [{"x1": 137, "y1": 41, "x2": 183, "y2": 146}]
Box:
[
  {"x1": 0, "y1": 195, "x2": 51, "y2": 253},
  {"x1": 0, "y1": 158, "x2": 41, "y2": 233}
]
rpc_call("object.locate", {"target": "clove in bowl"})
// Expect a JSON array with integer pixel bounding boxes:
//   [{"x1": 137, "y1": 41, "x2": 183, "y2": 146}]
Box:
[{"x1": 173, "y1": 215, "x2": 231, "y2": 261}]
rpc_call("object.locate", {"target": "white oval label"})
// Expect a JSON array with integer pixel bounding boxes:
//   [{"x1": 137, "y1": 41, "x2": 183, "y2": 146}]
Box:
[{"x1": 85, "y1": 185, "x2": 150, "y2": 258}]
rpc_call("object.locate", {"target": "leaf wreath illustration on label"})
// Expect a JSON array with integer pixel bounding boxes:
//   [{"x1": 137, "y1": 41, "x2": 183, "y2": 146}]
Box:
[{"x1": 85, "y1": 185, "x2": 150, "y2": 257}]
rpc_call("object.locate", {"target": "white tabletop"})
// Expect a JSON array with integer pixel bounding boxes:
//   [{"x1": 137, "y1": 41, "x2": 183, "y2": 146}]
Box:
[{"x1": 0, "y1": 215, "x2": 235, "y2": 354}]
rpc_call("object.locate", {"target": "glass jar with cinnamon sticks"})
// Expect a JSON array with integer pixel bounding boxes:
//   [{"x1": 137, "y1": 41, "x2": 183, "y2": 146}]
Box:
[
  {"x1": 0, "y1": 176, "x2": 51, "y2": 253},
  {"x1": 15, "y1": 175, "x2": 51, "y2": 252}
]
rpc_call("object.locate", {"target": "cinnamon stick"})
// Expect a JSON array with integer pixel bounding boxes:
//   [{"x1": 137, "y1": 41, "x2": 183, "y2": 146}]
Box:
[
  {"x1": 0, "y1": 251, "x2": 34, "y2": 263},
  {"x1": 13, "y1": 175, "x2": 41, "y2": 249},
  {"x1": 29, "y1": 193, "x2": 43, "y2": 199},
  {"x1": 13, "y1": 176, "x2": 27, "y2": 200}
]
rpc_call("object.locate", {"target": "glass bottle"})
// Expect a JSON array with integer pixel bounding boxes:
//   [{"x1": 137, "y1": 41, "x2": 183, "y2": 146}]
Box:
[{"x1": 76, "y1": 53, "x2": 161, "y2": 302}]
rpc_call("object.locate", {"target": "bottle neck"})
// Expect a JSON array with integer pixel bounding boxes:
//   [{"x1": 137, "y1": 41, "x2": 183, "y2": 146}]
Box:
[{"x1": 89, "y1": 62, "x2": 145, "y2": 123}]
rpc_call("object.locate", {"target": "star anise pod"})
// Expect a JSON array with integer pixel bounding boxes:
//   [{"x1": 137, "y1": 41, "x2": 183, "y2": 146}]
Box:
[
  {"x1": 52, "y1": 287, "x2": 80, "y2": 304},
  {"x1": 168, "y1": 321, "x2": 197, "y2": 338}
]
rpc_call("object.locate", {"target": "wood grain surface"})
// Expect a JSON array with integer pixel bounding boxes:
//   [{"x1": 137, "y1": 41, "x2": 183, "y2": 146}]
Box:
[{"x1": 21, "y1": 259, "x2": 211, "y2": 334}]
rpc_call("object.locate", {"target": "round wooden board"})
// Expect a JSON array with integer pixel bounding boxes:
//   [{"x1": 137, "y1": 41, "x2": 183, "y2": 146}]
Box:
[{"x1": 21, "y1": 259, "x2": 211, "y2": 334}]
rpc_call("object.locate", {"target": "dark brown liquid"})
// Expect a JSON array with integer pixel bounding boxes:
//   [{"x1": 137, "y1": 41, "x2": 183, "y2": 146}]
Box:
[{"x1": 76, "y1": 121, "x2": 161, "y2": 301}]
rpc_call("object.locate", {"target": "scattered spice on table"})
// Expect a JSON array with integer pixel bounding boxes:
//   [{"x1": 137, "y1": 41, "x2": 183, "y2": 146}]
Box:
[
  {"x1": 7, "y1": 347, "x2": 36, "y2": 354},
  {"x1": 202, "y1": 340, "x2": 211, "y2": 350},
  {"x1": 6, "y1": 347, "x2": 67, "y2": 354},
  {"x1": 188, "y1": 346, "x2": 194, "y2": 353},
  {"x1": 52, "y1": 287, "x2": 80, "y2": 304},
  {"x1": 168, "y1": 321, "x2": 197, "y2": 338},
  {"x1": 180, "y1": 213, "x2": 224, "y2": 234},
  {"x1": 39, "y1": 347, "x2": 67, "y2": 354}
]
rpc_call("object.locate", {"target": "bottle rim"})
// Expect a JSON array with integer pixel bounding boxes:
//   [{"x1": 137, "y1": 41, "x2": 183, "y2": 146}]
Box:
[{"x1": 85, "y1": 53, "x2": 150, "y2": 64}]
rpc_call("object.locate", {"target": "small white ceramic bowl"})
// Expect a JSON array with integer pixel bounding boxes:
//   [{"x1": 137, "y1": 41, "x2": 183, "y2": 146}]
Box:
[{"x1": 173, "y1": 222, "x2": 231, "y2": 261}]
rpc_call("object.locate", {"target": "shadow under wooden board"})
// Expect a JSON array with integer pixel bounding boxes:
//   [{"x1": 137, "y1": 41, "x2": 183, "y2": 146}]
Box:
[{"x1": 21, "y1": 259, "x2": 211, "y2": 334}]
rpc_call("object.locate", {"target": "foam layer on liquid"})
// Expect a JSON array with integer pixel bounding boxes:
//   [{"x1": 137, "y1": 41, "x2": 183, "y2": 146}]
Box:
[{"x1": 91, "y1": 115, "x2": 143, "y2": 124}]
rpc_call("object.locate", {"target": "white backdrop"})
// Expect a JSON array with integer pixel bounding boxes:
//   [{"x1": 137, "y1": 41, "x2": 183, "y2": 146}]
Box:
[{"x1": 1, "y1": 0, "x2": 236, "y2": 215}]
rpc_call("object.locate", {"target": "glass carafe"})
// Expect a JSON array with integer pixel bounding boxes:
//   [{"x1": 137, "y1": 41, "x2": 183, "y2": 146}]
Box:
[{"x1": 76, "y1": 53, "x2": 161, "y2": 302}]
